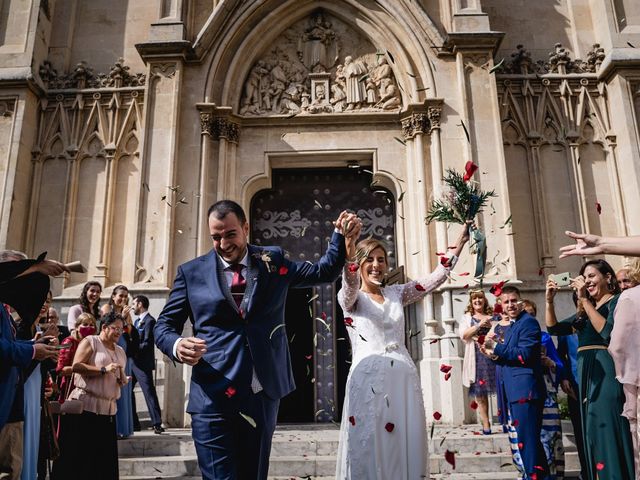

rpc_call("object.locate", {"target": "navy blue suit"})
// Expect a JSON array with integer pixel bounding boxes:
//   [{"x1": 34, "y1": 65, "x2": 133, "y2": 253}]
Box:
[
  {"x1": 155, "y1": 232, "x2": 345, "y2": 479},
  {"x1": 0, "y1": 308, "x2": 33, "y2": 430},
  {"x1": 132, "y1": 313, "x2": 162, "y2": 428},
  {"x1": 493, "y1": 311, "x2": 548, "y2": 479}
]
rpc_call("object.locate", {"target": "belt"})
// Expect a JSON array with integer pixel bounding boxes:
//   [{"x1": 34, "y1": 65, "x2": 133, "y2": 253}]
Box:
[{"x1": 577, "y1": 345, "x2": 607, "y2": 352}]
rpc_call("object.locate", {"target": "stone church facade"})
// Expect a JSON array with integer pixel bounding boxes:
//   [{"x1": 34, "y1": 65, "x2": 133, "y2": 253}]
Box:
[{"x1": 1, "y1": 0, "x2": 639, "y2": 426}]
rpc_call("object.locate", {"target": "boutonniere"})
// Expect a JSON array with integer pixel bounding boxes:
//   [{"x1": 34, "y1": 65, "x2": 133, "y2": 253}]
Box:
[{"x1": 253, "y1": 251, "x2": 275, "y2": 272}]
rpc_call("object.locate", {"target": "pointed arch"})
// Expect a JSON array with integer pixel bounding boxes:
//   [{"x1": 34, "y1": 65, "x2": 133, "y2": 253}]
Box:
[{"x1": 200, "y1": 0, "x2": 443, "y2": 109}]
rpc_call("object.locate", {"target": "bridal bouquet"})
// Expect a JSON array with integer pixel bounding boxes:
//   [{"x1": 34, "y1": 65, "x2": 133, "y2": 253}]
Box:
[{"x1": 426, "y1": 162, "x2": 497, "y2": 279}]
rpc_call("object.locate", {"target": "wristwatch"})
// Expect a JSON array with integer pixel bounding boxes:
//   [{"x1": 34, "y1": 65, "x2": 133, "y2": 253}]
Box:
[{"x1": 100, "y1": 366, "x2": 107, "y2": 375}]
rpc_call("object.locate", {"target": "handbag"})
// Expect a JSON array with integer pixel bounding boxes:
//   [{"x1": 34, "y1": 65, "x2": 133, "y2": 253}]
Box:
[{"x1": 48, "y1": 375, "x2": 84, "y2": 415}]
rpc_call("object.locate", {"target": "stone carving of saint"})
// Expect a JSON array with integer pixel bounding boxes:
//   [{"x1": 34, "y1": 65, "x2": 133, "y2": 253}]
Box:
[
  {"x1": 241, "y1": 61, "x2": 270, "y2": 114},
  {"x1": 371, "y1": 57, "x2": 401, "y2": 110},
  {"x1": 343, "y1": 56, "x2": 368, "y2": 110},
  {"x1": 267, "y1": 61, "x2": 288, "y2": 112},
  {"x1": 297, "y1": 11, "x2": 338, "y2": 73}
]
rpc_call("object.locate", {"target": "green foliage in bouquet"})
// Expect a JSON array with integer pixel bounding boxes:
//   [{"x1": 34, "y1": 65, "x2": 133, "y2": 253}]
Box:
[{"x1": 426, "y1": 169, "x2": 497, "y2": 225}]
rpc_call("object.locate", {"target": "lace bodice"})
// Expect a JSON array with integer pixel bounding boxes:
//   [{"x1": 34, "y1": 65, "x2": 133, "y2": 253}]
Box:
[{"x1": 338, "y1": 262, "x2": 452, "y2": 362}]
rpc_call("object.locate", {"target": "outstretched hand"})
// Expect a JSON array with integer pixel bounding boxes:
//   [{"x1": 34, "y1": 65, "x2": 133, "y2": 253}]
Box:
[
  {"x1": 21, "y1": 259, "x2": 70, "y2": 278},
  {"x1": 559, "y1": 231, "x2": 603, "y2": 258}
]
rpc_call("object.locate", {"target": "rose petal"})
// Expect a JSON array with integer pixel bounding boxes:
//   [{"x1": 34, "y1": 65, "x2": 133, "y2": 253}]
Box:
[
  {"x1": 596, "y1": 462, "x2": 605, "y2": 471},
  {"x1": 440, "y1": 364, "x2": 453, "y2": 373},
  {"x1": 225, "y1": 386, "x2": 237, "y2": 398},
  {"x1": 489, "y1": 281, "x2": 506, "y2": 297},
  {"x1": 433, "y1": 411, "x2": 442, "y2": 421},
  {"x1": 596, "y1": 201, "x2": 602, "y2": 215},
  {"x1": 429, "y1": 339, "x2": 438, "y2": 344},
  {"x1": 440, "y1": 256, "x2": 452, "y2": 267},
  {"x1": 347, "y1": 263, "x2": 359, "y2": 273},
  {"x1": 444, "y1": 450, "x2": 456, "y2": 469},
  {"x1": 384, "y1": 422, "x2": 394, "y2": 432},
  {"x1": 458, "y1": 272, "x2": 470, "y2": 276},
  {"x1": 517, "y1": 397, "x2": 527, "y2": 404},
  {"x1": 444, "y1": 372, "x2": 452, "y2": 381},
  {"x1": 530, "y1": 474, "x2": 537, "y2": 480},
  {"x1": 279, "y1": 265, "x2": 289, "y2": 275},
  {"x1": 478, "y1": 378, "x2": 486, "y2": 386},
  {"x1": 304, "y1": 354, "x2": 312, "y2": 360},
  {"x1": 518, "y1": 354, "x2": 525, "y2": 365},
  {"x1": 512, "y1": 419, "x2": 519, "y2": 427},
  {"x1": 517, "y1": 442, "x2": 523, "y2": 449},
  {"x1": 344, "y1": 317, "x2": 353, "y2": 327},
  {"x1": 493, "y1": 303, "x2": 503, "y2": 314},
  {"x1": 470, "y1": 400, "x2": 478, "y2": 410},
  {"x1": 349, "y1": 415, "x2": 355, "y2": 426},
  {"x1": 435, "y1": 251, "x2": 445, "y2": 256},
  {"x1": 321, "y1": 311, "x2": 327, "y2": 321},
  {"x1": 415, "y1": 284, "x2": 426, "y2": 292},
  {"x1": 464, "y1": 161, "x2": 479, "y2": 182},
  {"x1": 477, "y1": 335, "x2": 486, "y2": 345}
]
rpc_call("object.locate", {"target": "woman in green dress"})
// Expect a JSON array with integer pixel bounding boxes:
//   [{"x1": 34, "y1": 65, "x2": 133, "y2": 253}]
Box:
[{"x1": 545, "y1": 259, "x2": 635, "y2": 480}]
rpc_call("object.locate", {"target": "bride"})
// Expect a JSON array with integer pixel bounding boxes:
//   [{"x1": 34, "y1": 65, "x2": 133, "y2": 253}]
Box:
[{"x1": 336, "y1": 224, "x2": 470, "y2": 479}]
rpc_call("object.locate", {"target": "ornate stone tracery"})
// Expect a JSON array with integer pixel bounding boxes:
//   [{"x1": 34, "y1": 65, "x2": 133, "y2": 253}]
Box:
[
  {"x1": 501, "y1": 43, "x2": 606, "y2": 75},
  {"x1": 238, "y1": 9, "x2": 401, "y2": 116},
  {"x1": 39, "y1": 58, "x2": 146, "y2": 90}
]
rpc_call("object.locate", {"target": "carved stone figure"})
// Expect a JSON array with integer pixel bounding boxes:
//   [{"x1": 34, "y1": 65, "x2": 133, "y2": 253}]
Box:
[
  {"x1": 297, "y1": 11, "x2": 338, "y2": 72},
  {"x1": 343, "y1": 56, "x2": 367, "y2": 110},
  {"x1": 238, "y1": 10, "x2": 401, "y2": 116}
]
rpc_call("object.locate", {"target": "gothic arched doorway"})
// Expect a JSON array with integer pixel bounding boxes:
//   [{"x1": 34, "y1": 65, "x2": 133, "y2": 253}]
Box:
[{"x1": 250, "y1": 167, "x2": 396, "y2": 423}]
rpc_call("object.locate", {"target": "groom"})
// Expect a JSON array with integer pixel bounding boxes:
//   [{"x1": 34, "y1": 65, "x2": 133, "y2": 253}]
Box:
[{"x1": 155, "y1": 200, "x2": 359, "y2": 479}]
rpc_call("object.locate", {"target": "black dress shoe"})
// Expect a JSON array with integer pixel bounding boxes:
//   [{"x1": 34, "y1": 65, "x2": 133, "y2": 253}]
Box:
[{"x1": 153, "y1": 425, "x2": 165, "y2": 434}]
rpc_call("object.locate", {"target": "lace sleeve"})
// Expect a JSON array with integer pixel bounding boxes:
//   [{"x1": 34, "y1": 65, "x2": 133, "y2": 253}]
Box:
[
  {"x1": 337, "y1": 262, "x2": 360, "y2": 313},
  {"x1": 401, "y1": 261, "x2": 454, "y2": 307}
]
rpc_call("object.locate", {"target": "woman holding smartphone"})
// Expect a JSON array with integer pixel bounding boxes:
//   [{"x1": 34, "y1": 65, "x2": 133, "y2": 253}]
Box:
[
  {"x1": 460, "y1": 290, "x2": 496, "y2": 434},
  {"x1": 546, "y1": 260, "x2": 634, "y2": 480}
]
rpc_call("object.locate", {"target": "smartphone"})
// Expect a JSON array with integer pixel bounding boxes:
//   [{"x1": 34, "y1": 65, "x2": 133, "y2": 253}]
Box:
[
  {"x1": 551, "y1": 272, "x2": 571, "y2": 287},
  {"x1": 54, "y1": 344, "x2": 71, "y2": 350}
]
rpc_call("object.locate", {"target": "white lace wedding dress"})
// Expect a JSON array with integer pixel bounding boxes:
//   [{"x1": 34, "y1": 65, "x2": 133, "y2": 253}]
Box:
[{"x1": 335, "y1": 262, "x2": 453, "y2": 480}]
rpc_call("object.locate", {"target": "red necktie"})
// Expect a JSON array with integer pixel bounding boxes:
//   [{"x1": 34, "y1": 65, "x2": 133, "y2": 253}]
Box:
[{"x1": 230, "y1": 264, "x2": 246, "y2": 308}]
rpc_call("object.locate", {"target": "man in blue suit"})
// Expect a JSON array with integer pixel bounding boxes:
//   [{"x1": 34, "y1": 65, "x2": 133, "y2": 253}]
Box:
[
  {"x1": 154, "y1": 200, "x2": 358, "y2": 479},
  {"x1": 482, "y1": 285, "x2": 548, "y2": 479},
  {"x1": 131, "y1": 294, "x2": 164, "y2": 434}
]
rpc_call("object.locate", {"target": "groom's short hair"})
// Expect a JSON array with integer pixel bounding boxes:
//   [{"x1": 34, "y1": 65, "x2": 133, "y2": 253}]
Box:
[
  {"x1": 207, "y1": 200, "x2": 247, "y2": 225},
  {"x1": 500, "y1": 285, "x2": 521, "y2": 297}
]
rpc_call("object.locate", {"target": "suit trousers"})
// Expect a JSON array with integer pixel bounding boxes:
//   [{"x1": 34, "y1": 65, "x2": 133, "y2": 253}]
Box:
[
  {"x1": 510, "y1": 398, "x2": 549, "y2": 479},
  {"x1": 131, "y1": 364, "x2": 162, "y2": 427},
  {"x1": 191, "y1": 391, "x2": 279, "y2": 480}
]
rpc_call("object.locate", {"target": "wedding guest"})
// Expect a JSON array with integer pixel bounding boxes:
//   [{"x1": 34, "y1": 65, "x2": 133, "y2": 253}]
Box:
[
  {"x1": 617, "y1": 267, "x2": 638, "y2": 291},
  {"x1": 540, "y1": 331, "x2": 565, "y2": 479},
  {"x1": 481, "y1": 286, "x2": 548, "y2": 479},
  {"x1": 610, "y1": 258, "x2": 640, "y2": 478},
  {"x1": 336, "y1": 223, "x2": 470, "y2": 479},
  {"x1": 488, "y1": 302, "x2": 510, "y2": 432},
  {"x1": 51, "y1": 312, "x2": 128, "y2": 479},
  {"x1": 20, "y1": 291, "x2": 56, "y2": 480},
  {"x1": 67, "y1": 281, "x2": 102, "y2": 330},
  {"x1": 560, "y1": 232, "x2": 640, "y2": 258},
  {"x1": 101, "y1": 285, "x2": 138, "y2": 439},
  {"x1": 0, "y1": 251, "x2": 64, "y2": 480},
  {"x1": 546, "y1": 260, "x2": 634, "y2": 480},
  {"x1": 55, "y1": 313, "x2": 97, "y2": 402},
  {"x1": 48, "y1": 307, "x2": 70, "y2": 343},
  {"x1": 460, "y1": 289, "x2": 496, "y2": 434},
  {"x1": 131, "y1": 295, "x2": 163, "y2": 434},
  {"x1": 556, "y1": 330, "x2": 585, "y2": 478}
]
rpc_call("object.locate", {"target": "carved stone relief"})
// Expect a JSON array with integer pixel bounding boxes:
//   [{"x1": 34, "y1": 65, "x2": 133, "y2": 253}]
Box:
[
  {"x1": 239, "y1": 9, "x2": 401, "y2": 116},
  {"x1": 39, "y1": 58, "x2": 146, "y2": 90},
  {"x1": 501, "y1": 43, "x2": 606, "y2": 75}
]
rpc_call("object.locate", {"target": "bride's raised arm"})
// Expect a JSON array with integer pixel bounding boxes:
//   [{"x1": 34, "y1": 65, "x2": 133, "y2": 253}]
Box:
[
  {"x1": 401, "y1": 222, "x2": 470, "y2": 307},
  {"x1": 337, "y1": 218, "x2": 363, "y2": 313}
]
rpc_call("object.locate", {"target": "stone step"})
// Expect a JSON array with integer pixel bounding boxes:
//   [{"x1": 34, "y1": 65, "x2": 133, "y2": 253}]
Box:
[
  {"x1": 430, "y1": 450, "x2": 580, "y2": 474},
  {"x1": 118, "y1": 455, "x2": 200, "y2": 477}
]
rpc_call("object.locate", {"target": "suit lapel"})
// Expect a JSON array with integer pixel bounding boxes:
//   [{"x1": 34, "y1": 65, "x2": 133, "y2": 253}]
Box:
[{"x1": 244, "y1": 245, "x2": 264, "y2": 314}]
